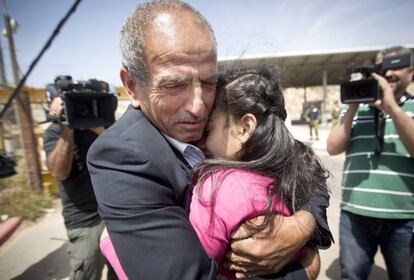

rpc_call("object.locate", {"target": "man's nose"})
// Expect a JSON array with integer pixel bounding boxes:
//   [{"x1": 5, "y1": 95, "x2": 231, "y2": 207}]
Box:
[
  {"x1": 384, "y1": 69, "x2": 398, "y2": 83},
  {"x1": 185, "y1": 84, "x2": 206, "y2": 118}
]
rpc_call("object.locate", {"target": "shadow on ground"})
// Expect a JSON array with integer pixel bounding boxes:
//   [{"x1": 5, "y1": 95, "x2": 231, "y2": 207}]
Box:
[
  {"x1": 325, "y1": 258, "x2": 388, "y2": 280},
  {"x1": 11, "y1": 243, "x2": 70, "y2": 280}
]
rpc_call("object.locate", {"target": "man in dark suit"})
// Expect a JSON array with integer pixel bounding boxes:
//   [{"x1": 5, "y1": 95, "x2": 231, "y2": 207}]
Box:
[{"x1": 87, "y1": 1, "x2": 332, "y2": 279}]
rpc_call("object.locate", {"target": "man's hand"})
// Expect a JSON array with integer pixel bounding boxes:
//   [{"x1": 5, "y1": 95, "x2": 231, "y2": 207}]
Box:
[
  {"x1": 371, "y1": 72, "x2": 414, "y2": 157},
  {"x1": 90, "y1": 127, "x2": 105, "y2": 135},
  {"x1": 299, "y1": 247, "x2": 320, "y2": 280},
  {"x1": 372, "y1": 73, "x2": 398, "y2": 114},
  {"x1": 49, "y1": 97, "x2": 65, "y2": 117},
  {"x1": 223, "y1": 211, "x2": 315, "y2": 278}
]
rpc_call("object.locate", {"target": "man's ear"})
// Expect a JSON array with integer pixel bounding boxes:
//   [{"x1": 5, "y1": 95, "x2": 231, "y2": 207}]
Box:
[
  {"x1": 120, "y1": 67, "x2": 143, "y2": 108},
  {"x1": 238, "y1": 113, "x2": 257, "y2": 144}
]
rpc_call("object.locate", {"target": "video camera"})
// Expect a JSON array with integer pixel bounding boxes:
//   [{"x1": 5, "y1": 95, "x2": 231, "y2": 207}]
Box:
[
  {"x1": 340, "y1": 52, "x2": 412, "y2": 103},
  {"x1": 0, "y1": 152, "x2": 16, "y2": 179},
  {"x1": 45, "y1": 75, "x2": 118, "y2": 129}
]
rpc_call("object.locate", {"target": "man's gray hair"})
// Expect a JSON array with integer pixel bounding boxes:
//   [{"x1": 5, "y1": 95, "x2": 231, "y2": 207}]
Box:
[{"x1": 120, "y1": 0, "x2": 216, "y2": 86}]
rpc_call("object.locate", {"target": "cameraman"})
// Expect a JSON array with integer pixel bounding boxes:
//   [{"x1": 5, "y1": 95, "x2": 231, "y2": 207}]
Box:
[
  {"x1": 43, "y1": 96, "x2": 115, "y2": 280},
  {"x1": 327, "y1": 46, "x2": 414, "y2": 280}
]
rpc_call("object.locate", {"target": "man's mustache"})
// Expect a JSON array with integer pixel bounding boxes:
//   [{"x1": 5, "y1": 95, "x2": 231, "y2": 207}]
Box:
[{"x1": 176, "y1": 113, "x2": 209, "y2": 123}]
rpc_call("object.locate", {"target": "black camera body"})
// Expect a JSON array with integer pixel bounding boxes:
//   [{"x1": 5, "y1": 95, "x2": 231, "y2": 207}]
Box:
[
  {"x1": 340, "y1": 52, "x2": 412, "y2": 104},
  {"x1": 45, "y1": 76, "x2": 117, "y2": 129},
  {"x1": 0, "y1": 152, "x2": 16, "y2": 179}
]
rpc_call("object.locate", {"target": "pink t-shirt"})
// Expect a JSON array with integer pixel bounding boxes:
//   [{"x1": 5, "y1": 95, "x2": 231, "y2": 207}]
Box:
[
  {"x1": 189, "y1": 168, "x2": 295, "y2": 279},
  {"x1": 100, "y1": 234, "x2": 128, "y2": 280},
  {"x1": 100, "y1": 168, "x2": 296, "y2": 280}
]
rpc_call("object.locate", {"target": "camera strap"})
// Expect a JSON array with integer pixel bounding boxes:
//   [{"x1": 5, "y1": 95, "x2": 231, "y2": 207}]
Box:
[{"x1": 373, "y1": 108, "x2": 385, "y2": 156}]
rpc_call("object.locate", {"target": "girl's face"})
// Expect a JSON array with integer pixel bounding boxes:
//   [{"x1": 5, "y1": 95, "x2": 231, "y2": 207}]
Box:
[{"x1": 204, "y1": 111, "x2": 243, "y2": 159}]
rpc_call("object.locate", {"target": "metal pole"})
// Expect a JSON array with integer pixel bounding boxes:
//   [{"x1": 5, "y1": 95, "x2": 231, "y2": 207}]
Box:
[
  {"x1": 302, "y1": 86, "x2": 307, "y2": 122},
  {"x1": 0, "y1": 38, "x2": 6, "y2": 85},
  {"x1": 2, "y1": 0, "x2": 42, "y2": 192},
  {"x1": 322, "y1": 70, "x2": 328, "y2": 126},
  {"x1": 0, "y1": 36, "x2": 7, "y2": 152},
  {"x1": 303, "y1": 86, "x2": 307, "y2": 104},
  {"x1": 322, "y1": 70, "x2": 327, "y2": 113}
]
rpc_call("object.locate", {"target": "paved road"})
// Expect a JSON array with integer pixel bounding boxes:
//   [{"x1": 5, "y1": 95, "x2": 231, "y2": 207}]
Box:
[
  {"x1": 0, "y1": 203, "x2": 70, "y2": 280},
  {"x1": 291, "y1": 124, "x2": 387, "y2": 280},
  {"x1": 0, "y1": 124, "x2": 388, "y2": 280}
]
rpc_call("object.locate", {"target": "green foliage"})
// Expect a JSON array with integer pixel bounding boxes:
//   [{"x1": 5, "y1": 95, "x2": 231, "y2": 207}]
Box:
[{"x1": 0, "y1": 188, "x2": 52, "y2": 220}]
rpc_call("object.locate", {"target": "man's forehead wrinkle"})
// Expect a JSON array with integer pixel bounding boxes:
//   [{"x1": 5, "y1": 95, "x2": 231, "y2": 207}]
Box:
[
  {"x1": 152, "y1": 69, "x2": 216, "y2": 84},
  {"x1": 148, "y1": 50, "x2": 216, "y2": 66}
]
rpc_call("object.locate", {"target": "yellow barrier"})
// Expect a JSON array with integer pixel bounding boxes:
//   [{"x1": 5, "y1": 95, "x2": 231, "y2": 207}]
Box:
[{"x1": 41, "y1": 171, "x2": 59, "y2": 195}]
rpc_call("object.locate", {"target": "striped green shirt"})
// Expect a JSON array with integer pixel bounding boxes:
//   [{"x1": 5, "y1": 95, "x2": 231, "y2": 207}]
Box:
[{"x1": 341, "y1": 93, "x2": 414, "y2": 219}]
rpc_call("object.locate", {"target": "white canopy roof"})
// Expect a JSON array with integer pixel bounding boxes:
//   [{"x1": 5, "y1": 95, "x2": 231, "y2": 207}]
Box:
[{"x1": 218, "y1": 45, "x2": 414, "y2": 87}]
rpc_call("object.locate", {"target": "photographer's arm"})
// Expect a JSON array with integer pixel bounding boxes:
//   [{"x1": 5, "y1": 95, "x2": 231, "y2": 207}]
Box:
[
  {"x1": 47, "y1": 125, "x2": 74, "y2": 180},
  {"x1": 372, "y1": 73, "x2": 414, "y2": 157},
  {"x1": 326, "y1": 104, "x2": 358, "y2": 155},
  {"x1": 387, "y1": 106, "x2": 414, "y2": 157},
  {"x1": 45, "y1": 97, "x2": 74, "y2": 180}
]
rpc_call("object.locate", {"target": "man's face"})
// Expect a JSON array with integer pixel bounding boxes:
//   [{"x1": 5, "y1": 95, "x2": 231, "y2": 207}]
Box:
[
  {"x1": 383, "y1": 52, "x2": 414, "y2": 98},
  {"x1": 135, "y1": 12, "x2": 218, "y2": 143}
]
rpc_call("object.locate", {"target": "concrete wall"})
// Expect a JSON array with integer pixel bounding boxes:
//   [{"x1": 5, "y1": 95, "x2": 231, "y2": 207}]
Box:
[{"x1": 284, "y1": 85, "x2": 340, "y2": 121}]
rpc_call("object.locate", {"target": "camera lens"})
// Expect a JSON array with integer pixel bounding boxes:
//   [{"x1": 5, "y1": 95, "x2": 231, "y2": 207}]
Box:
[
  {"x1": 357, "y1": 85, "x2": 370, "y2": 99},
  {"x1": 75, "y1": 103, "x2": 91, "y2": 117}
]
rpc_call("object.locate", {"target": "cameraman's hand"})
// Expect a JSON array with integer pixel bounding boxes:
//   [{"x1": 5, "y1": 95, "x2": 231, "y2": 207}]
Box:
[
  {"x1": 371, "y1": 73, "x2": 397, "y2": 114},
  {"x1": 49, "y1": 97, "x2": 64, "y2": 118}
]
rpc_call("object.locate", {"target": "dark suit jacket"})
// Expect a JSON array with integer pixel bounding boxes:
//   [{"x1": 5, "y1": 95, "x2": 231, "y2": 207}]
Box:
[
  {"x1": 87, "y1": 106, "x2": 215, "y2": 279},
  {"x1": 87, "y1": 106, "x2": 330, "y2": 279}
]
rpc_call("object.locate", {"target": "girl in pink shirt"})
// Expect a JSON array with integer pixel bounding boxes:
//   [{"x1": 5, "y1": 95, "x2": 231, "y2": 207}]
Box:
[
  {"x1": 189, "y1": 67, "x2": 328, "y2": 279},
  {"x1": 101, "y1": 67, "x2": 328, "y2": 280}
]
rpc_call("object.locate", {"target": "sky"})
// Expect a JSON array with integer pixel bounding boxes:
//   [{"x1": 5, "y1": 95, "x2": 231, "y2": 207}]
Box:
[{"x1": 1, "y1": 0, "x2": 413, "y2": 88}]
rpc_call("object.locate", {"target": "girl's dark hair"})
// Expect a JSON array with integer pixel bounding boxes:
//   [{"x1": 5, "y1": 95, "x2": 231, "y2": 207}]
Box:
[{"x1": 191, "y1": 66, "x2": 329, "y2": 235}]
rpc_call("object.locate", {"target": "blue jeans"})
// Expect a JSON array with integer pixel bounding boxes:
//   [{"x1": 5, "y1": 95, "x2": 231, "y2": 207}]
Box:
[{"x1": 339, "y1": 210, "x2": 413, "y2": 280}]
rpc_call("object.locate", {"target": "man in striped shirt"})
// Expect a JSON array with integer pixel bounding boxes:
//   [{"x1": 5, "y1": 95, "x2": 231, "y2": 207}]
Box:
[{"x1": 327, "y1": 46, "x2": 414, "y2": 280}]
